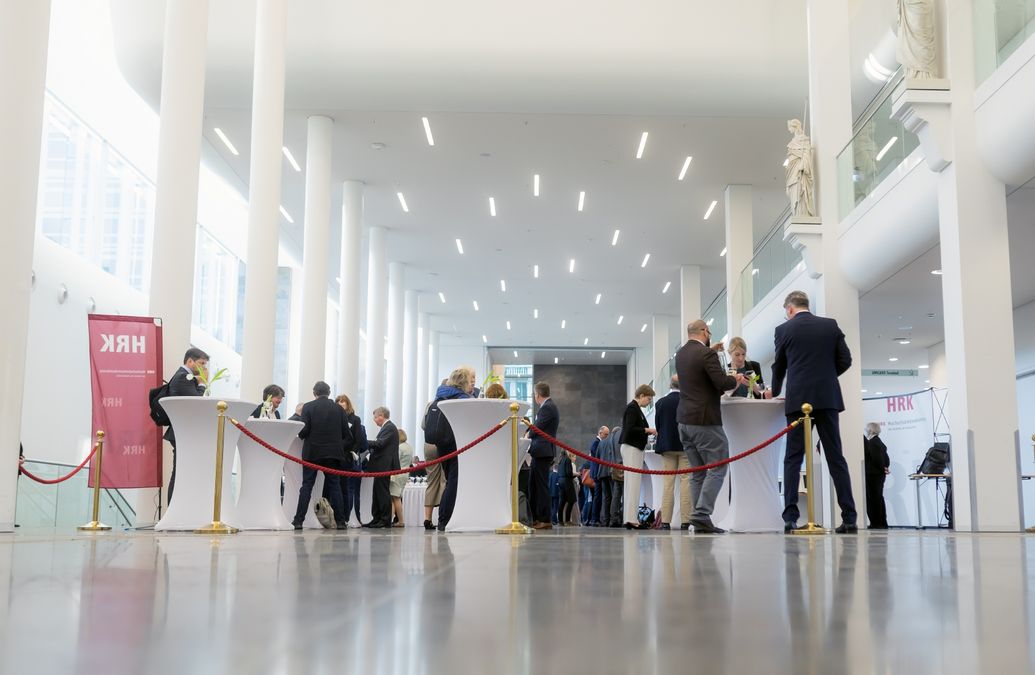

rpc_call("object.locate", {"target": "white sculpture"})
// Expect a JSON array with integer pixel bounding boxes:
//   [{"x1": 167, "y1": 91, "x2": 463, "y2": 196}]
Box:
[
  {"x1": 785, "y1": 119, "x2": 816, "y2": 219},
  {"x1": 897, "y1": 0, "x2": 937, "y2": 79}
]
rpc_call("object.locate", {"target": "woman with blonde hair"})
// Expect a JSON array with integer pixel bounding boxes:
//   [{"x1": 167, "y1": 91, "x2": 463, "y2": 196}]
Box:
[
  {"x1": 423, "y1": 367, "x2": 474, "y2": 531},
  {"x1": 727, "y1": 337, "x2": 764, "y2": 398}
]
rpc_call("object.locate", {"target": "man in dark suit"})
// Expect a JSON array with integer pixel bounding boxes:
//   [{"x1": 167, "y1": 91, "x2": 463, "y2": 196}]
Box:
[
  {"x1": 654, "y1": 375, "x2": 691, "y2": 530},
  {"x1": 292, "y1": 381, "x2": 352, "y2": 530},
  {"x1": 163, "y1": 347, "x2": 209, "y2": 504},
  {"x1": 364, "y1": 406, "x2": 400, "y2": 528},
  {"x1": 765, "y1": 290, "x2": 857, "y2": 533},
  {"x1": 675, "y1": 320, "x2": 746, "y2": 534},
  {"x1": 528, "y1": 381, "x2": 559, "y2": 530}
]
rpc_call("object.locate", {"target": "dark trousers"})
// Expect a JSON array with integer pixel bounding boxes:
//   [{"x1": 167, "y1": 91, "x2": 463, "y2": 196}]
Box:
[
  {"x1": 529, "y1": 456, "x2": 552, "y2": 523},
  {"x1": 865, "y1": 472, "x2": 888, "y2": 528},
  {"x1": 581, "y1": 485, "x2": 593, "y2": 523},
  {"x1": 560, "y1": 486, "x2": 577, "y2": 524},
  {"x1": 331, "y1": 457, "x2": 361, "y2": 522},
  {"x1": 293, "y1": 458, "x2": 345, "y2": 526},
  {"x1": 783, "y1": 409, "x2": 857, "y2": 525},
  {"x1": 437, "y1": 454, "x2": 460, "y2": 528},
  {"x1": 591, "y1": 479, "x2": 605, "y2": 524},
  {"x1": 371, "y1": 476, "x2": 392, "y2": 525},
  {"x1": 167, "y1": 443, "x2": 178, "y2": 505},
  {"x1": 551, "y1": 493, "x2": 561, "y2": 524},
  {"x1": 609, "y1": 481, "x2": 624, "y2": 526},
  {"x1": 598, "y1": 477, "x2": 614, "y2": 525}
]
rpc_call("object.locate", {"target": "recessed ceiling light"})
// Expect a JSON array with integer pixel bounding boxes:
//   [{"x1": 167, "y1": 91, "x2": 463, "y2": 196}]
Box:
[
  {"x1": 569, "y1": 259, "x2": 575, "y2": 274},
  {"x1": 641, "y1": 254, "x2": 651, "y2": 268},
  {"x1": 751, "y1": 268, "x2": 760, "y2": 276},
  {"x1": 924, "y1": 379, "x2": 930, "y2": 384},
  {"x1": 561, "y1": 319, "x2": 566, "y2": 329},
  {"x1": 617, "y1": 315, "x2": 624, "y2": 325},
  {"x1": 213, "y1": 128, "x2": 239, "y2": 155},
  {"x1": 636, "y1": 131, "x2": 648, "y2": 159},
  {"x1": 704, "y1": 200, "x2": 718, "y2": 220},
  {"x1": 861, "y1": 389, "x2": 868, "y2": 393},
  {"x1": 678, "y1": 156, "x2": 693, "y2": 181},
  {"x1": 577, "y1": 191, "x2": 585, "y2": 212},
  {"x1": 895, "y1": 338, "x2": 911, "y2": 345},
  {"x1": 396, "y1": 192, "x2": 409, "y2": 212},
  {"x1": 533, "y1": 308, "x2": 539, "y2": 319},
  {"x1": 500, "y1": 279, "x2": 507, "y2": 292},
  {"x1": 506, "y1": 320, "x2": 512, "y2": 330},
  {"x1": 875, "y1": 392, "x2": 883, "y2": 396},
  {"x1": 595, "y1": 293, "x2": 602, "y2": 305},
  {"x1": 554, "y1": 357, "x2": 558, "y2": 364},
  {"x1": 583, "y1": 338, "x2": 589, "y2": 345},
  {"x1": 875, "y1": 136, "x2": 899, "y2": 162},
  {"x1": 421, "y1": 116, "x2": 434, "y2": 146},
  {"x1": 279, "y1": 205, "x2": 294, "y2": 223},
  {"x1": 706, "y1": 318, "x2": 714, "y2": 327},
  {"x1": 612, "y1": 229, "x2": 620, "y2": 246},
  {"x1": 533, "y1": 173, "x2": 540, "y2": 197},
  {"x1": 601, "y1": 351, "x2": 606, "y2": 358},
  {"x1": 438, "y1": 292, "x2": 446, "y2": 303},
  {"x1": 489, "y1": 197, "x2": 497, "y2": 217},
  {"x1": 513, "y1": 350, "x2": 518, "y2": 358},
  {"x1": 931, "y1": 269, "x2": 943, "y2": 275},
  {"x1": 533, "y1": 264, "x2": 539, "y2": 278},
  {"x1": 282, "y1": 146, "x2": 301, "y2": 171},
  {"x1": 662, "y1": 281, "x2": 671, "y2": 294},
  {"x1": 640, "y1": 323, "x2": 648, "y2": 333},
  {"x1": 888, "y1": 357, "x2": 899, "y2": 362},
  {"x1": 482, "y1": 334, "x2": 487, "y2": 343},
  {"x1": 720, "y1": 247, "x2": 727, "y2": 257},
  {"x1": 455, "y1": 238, "x2": 464, "y2": 255},
  {"x1": 918, "y1": 364, "x2": 930, "y2": 369},
  {"x1": 472, "y1": 300, "x2": 479, "y2": 311}
]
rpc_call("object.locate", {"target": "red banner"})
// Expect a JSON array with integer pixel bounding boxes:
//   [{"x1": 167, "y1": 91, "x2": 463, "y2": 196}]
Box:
[{"x1": 88, "y1": 314, "x2": 164, "y2": 488}]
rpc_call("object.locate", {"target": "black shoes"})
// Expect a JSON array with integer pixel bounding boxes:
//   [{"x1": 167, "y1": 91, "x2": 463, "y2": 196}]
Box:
[
  {"x1": 784, "y1": 521, "x2": 796, "y2": 533},
  {"x1": 689, "y1": 519, "x2": 725, "y2": 534},
  {"x1": 680, "y1": 523, "x2": 691, "y2": 531},
  {"x1": 424, "y1": 520, "x2": 435, "y2": 531},
  {"x1": 660, "y1": 523, "x2": 671, "y2": 530},
  {"x1": 292, "y1": 522, "x2": 303, "y2": 531},
  {"x1": 363, "y1": 521, "x2": 387, "y2": 529},
  {"x1": 834, "y1": 523, "x2": 858, "y2": 534}
]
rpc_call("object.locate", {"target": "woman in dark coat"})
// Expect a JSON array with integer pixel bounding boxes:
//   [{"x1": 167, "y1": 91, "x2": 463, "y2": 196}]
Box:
[{"x1": 619, "y1": 384, "x2": 657, "y2": 529}]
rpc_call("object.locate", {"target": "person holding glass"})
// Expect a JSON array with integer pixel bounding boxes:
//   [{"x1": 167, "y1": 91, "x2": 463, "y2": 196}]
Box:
[{"x1": 727, "y1": 337, "x2": 765, "y2": 399}]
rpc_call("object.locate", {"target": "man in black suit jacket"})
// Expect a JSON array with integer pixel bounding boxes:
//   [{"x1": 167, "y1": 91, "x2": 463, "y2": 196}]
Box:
[
  {"x1": 365, "y1": 406, "x2": 400, "y2": 528},
  {"x1": 675, "y1": 321, "x2": 747, "y2": 534},
  {"x1": 292, "y1": 381, "x2": 352, "y2": 530},
  {"x1": 765, "y1": 290, "x2": 857, "y2": 532},
  {"x1": 654, "y1": 375, "x2": 691, "y2": 529},
  {"x1": 162, "y1": 347, "x2": 209, "y2": 504},
  {"x1": 528, "y1": 381, "x2": 559, "y2": 529}
]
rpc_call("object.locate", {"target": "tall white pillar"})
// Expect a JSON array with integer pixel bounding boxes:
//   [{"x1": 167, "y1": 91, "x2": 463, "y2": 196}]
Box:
[
  {"x1": 626, "y1": 355, "x2": 637, "y2": 402},
  {"x1": 143, "y1": 0, "x2": 209, "y2": 521},
  {"x1": 679, "y1": 264, "x2": 702, "y2": 333},
  {"x1": 337, "y1": 180, "x2": 363, "y2": 396},
  {"x1": 428, "y1": 330, "x2": 441, "y2": 394},
  {"x1": 386, "y1": 262, "x2": 405, "y2": 420},
  {"x1": 363, "y1": 227, "x2": 388, "y2": 417},
  {"x1": 0, "y1": 1, "x2": 51, "y2": 531},
  {"x1": 415, "y1": 310, "x2": 430, "y2": 448},
  {"x1": 240, "y1": 0, "x2": 287, "y2": 398},
  {"x1": 297, "y1": 115, "x2": 333, "y2": 390},
  {"x1": 402, "y1": 290, "x2": 419, "y2": 439},
  {"x1": 651, "y1": 315, "x2": 671, "y2": 388},
  {"x1": 724, "y1": 185, "x2": 753, "y2": 339},
  {"x1": 806, "y1": 0, "x2": 865, "y2": 525}
]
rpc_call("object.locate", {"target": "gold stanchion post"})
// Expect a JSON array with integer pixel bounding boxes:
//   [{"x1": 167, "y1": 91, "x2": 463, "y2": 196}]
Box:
[
  {"x1": 793, "y1": 403, "x2": 828, "y2": 535},
  {"x1": 195, "y1": 401, "x2": 239, "y2": 535},
  {"x1": 78, "y1": 430, "x2": 111, "y2": 532},
  {"x1": 496, "y1": 402, "x2": 533, "y2": 535}
]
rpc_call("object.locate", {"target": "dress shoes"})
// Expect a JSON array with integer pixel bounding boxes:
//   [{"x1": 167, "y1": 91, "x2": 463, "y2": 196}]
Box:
[
  {"x1": 363, "y1": 521, "x2": 386, "y2": 529},
  {"x1": 532, "y1": 521, "x2": 553, "y2": 530},
  {"x1": 292, "y1": 523, "x2": 303, "y2": 531},
  {"x1": 689, "y1": 519, "x2": 725, "y2": 534},
  {"x1": 680, "y1": 523, "x2": 691, "y2": 531},
  {"x1": 834, "y1": 523, "x2": 858, "y2": 534},
  {"x1": 424, "y1": 520, "x2": 435, "y2": 531},
  {"x1": 660, "y1": 523, "x2": 671, "y2": 530},
  {"x1": 784, "y1": 521, "x2": 796, "y2": 533}
]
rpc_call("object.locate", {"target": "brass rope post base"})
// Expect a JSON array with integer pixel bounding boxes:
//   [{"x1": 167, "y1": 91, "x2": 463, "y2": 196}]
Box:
[
  {"x1": 79, "y1": 430, "x2": 111, "y2": 532},
  {"x1": 195, "y1": 401, "x2": 238, "y2": 535},
  {"x1": 497, "y1": 402, "x2": 532, "y2": 536},
  {"x1": 792, "y1": 403, "x2": 828, "y2": 536}
]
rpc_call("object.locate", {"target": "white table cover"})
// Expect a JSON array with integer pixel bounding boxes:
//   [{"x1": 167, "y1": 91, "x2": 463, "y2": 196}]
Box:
[
  {"x1": 716, "y1": 398, "x2": 787, "y2": 532},
  {"x1": 235, "y1": 418, "x2": 303, "y2": 530},
  {"x1": 402, "y1": 482, "x2": 427, "y2": 527},
  {"x1": 155, "y1": 397, "x2": 256, "y2": 531},
  {"x1": 438, "y1": 399, "x2": 530, "y2": 532}
]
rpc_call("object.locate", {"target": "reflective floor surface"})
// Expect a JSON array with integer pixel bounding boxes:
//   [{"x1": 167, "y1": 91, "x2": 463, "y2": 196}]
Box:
[{"x1": 1, "y1": 528, "x2": 1034, "y2": 674}]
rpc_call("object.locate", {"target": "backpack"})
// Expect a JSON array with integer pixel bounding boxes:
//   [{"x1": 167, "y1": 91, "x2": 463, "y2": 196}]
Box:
[
  {"x1": 422, "y1": 397, "x2": 455, "y2": 448},
  {"x1": 637, "y1": 503, "x2": 656, "y2": 528},
  {"x1": 148, "y1": 381, "x2": 171, "y2": 427}
]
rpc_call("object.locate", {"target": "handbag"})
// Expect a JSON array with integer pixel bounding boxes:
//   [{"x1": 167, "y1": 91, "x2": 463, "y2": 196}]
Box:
[{"x1": 580, "y1": 467, "x2": 596, "y2": 490}]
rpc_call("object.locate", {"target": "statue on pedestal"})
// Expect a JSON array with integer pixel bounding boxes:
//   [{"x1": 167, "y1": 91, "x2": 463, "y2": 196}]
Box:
[
  {"x1": 897, "y1": 0, "x2": 937, "y2": 79},
  {"x1": 785, "y1": 119, "x2": 816, "y2": 219}
]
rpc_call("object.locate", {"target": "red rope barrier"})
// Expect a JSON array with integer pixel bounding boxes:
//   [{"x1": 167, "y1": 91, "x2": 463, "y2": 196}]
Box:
[
  {"x1": 526, "y1": 420, "x2": 799, "y2": 476},
  {"x1": 229, "y1": 417, "x2": 508, "y2": 478},
  {"x1": 19, "y1": 443, "x2": 100, "y2": 485}
]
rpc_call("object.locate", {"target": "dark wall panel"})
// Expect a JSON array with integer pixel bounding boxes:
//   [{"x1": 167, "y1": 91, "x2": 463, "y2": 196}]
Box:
[{"x1": 531, "y1": 364, "x2": 628, "y2": 455}]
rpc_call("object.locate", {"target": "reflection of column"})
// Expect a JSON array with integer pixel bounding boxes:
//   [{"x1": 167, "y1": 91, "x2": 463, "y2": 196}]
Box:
[
  {"x1": 724, "y1": 184, "x2": 752, "y2": 339},
  {"x1": 679, "y1": 264, "x2": 701, "y2": 331},
  {"x1": 240, "y1": 0, "x2": 288, "y2": 397},
  {"x1": 363, "y1": 227, "x2": 388, "y2": 416},
  {"x1": 402, "y1": 290, "x2": 419, "y2": 439},
  {"x1": 337, "y1": 180, "x2": 363, "y2": 396},
  {"x1": 0, "y1": 1, "x2": 51, "y2": 530},
  {"x1": 298, "y1": 116, "x2": 333, "y2": 390},
  {"x1": 651, "y1": 315, "x2": 671, "y2": 386},
  {"x1": 806, "y1": 0, "x2": 867, "y2": 527},
  {"x1": 386, "y1": 262, "x2": 405, "y2": 420},
  {"x1": 414, "y1": 310, "x2": 430, "y2": 449}
]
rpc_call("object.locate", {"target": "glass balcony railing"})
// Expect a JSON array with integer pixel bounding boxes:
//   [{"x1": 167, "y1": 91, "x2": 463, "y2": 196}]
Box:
[
  {"x1": 16, "y1": 460, "x2": 136, "y2": 529},
  {"x1": 703, "y1": 288, "x2": 728, "y2": 343},
  {"x1": 974, "y1": 0, "x2": 1035, "y2": 83},
  {"x1": 739, "y1": 208, "x2": 802, "y2": 317},
  {"x1": 836, "y1": 71, "x2": 920, "y2": 220}
]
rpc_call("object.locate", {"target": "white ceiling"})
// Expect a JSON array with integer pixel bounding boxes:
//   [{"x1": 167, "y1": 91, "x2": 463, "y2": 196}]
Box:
[{"x1": 487, "y1": 347, "x2": 633, "y2": 367}]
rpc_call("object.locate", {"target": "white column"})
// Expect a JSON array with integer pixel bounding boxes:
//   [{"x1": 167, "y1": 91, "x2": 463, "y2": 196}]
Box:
[
  {"x1": 428, "y1": 330, "x2": 441, "y2": 393},
  {"x1": 626, "y1": 355, "x2": 637, "y2": 402},
  {"x1": 806, "y1": 0, "x2": 865, "y2": 525},
  {"x1": 935, "y1": 2, "x2": 1020, "y2": 530},
  {"x1": 651, "y1": 315, "x2": 671, "y2": 388},
  {"x1": 724, "y1": 184, "x2": 753, "y2": 338},
  {"x1": 679, "y1": 264, "x2": 702, "y2": 333},
  {"x1": 143, "y1": 0, "x2": 209, "y2": 521},
  {"x1": 240, "y1": 0, "x2": 287, "y2": 398},
  {"x1": 415, "y1": 310, "x2": 430, "y2": 448},
  {"x1": 0, "y1": 1, "x2": 51, "y2": 531},
  {"x1": 402, "y1": 290, "x2": 419, "y2": 439},
  {"x1": 297, "y1": 115, "x2": 333, "y2": 390},
  {"x1": 363, "y1": 227, "x2": 388, "y2": 417},
  {"x1": 386, "y1": 262, "x2": 405, "y2": 420},
  {"x1": 337, "y1": 180, "x2": 363, "y2": 396}
]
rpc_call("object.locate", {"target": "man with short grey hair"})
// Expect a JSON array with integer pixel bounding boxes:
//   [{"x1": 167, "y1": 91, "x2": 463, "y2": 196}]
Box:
[
  {"x1": 365, "y1": 405, "x2": 399, "y2": 528},
  {"x1": 675, "y1": 320, "x2": 747, "y2": 534}
]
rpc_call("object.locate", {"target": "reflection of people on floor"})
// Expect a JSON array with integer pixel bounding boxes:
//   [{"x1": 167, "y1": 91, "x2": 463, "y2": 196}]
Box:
[{"x1": 864, "y1": 423, "x2": 891, "y2": 529}]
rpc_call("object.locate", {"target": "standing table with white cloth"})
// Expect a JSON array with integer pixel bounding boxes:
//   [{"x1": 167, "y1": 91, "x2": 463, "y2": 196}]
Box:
[
  {"x1": 402, "y1": 481, "x2": 428, "y2": 527},
  {"x1": 715, "y1": 398, "x2": 787, "y2": 532},
  {"x1": 236, "y1": 418, "x2": 303, "y2": 530},
  {"x1": 155, "y1": 397, "x2": 257, "y2": 531},
  {"x1": 438, "y1": 399, "x2": 530, "y2": 531}
]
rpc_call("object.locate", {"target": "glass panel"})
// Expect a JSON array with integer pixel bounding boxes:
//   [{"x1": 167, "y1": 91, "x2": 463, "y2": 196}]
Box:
[
  {"x1": 193, "y1": 225, "x2": 244, "y2": 347},
  {"x1": 702, "y1": 289, "x2": 728, "y2": 343},
  {"x1": 16, "y1": 461, "x2": 136, "y2": 529},
  {"x1": 739, "y1": 209, "x2": 802, "y2": 317},
  {"x1": 974, "y1": 0, "x2": 1035, "y2": 82}
]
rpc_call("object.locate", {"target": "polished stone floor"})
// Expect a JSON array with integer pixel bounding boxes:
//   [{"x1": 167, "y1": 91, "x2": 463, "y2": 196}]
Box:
[{"x1": 1, "y1": 528, "x2": 1034, "y2": 675}]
